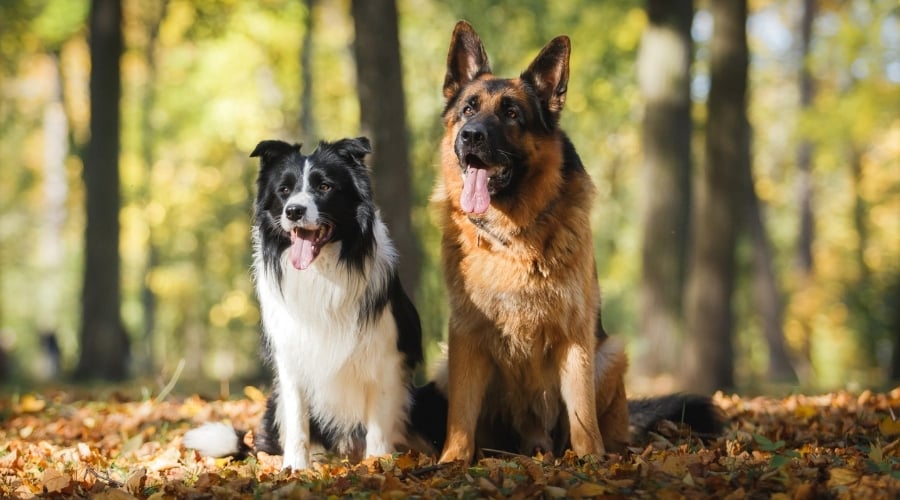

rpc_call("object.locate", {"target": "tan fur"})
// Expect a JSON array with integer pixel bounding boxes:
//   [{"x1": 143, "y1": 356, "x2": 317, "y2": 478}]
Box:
[{"x1": 434, "y1": 21, "x2": 630, "y2": 463}]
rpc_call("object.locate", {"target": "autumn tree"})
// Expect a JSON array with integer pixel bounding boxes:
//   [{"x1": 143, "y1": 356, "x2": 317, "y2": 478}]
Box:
[
  {"x1": 350, "y1": 0, "x2": 419, "y2": 293},
  {"x1": 636, "y1": 0, "x2": 693, "y2": 379},
  {"x1": 75, "y1": 0, "x2": 130, "y2": 381},
  {"x1": 684, "y1": 0, "x2": 749, "y2": 392}
]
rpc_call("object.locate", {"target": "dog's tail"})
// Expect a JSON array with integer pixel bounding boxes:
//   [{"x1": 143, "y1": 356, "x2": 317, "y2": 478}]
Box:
[
  {"x1": 183, "y1": 422, "x2": 252, "y2": 459},
  {"x1": 627, "y1": 393, "x2": 725, "y2": 437}
]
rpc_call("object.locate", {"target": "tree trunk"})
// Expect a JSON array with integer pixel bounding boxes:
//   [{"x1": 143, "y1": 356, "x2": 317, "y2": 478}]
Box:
[
  {"x1": 636, "y1": 0, "x2": 693, "y2": 378},
  {"x1": 299, "y1": 0, "x2": 315, "y2": 138},
  {"x1": 683, "y1": 0, "x2": 748, "y2": 393},
  {"x1": 350, "y1": 0, "x2": 419, "y2": 293},
  {"x1": 137, "y1": 0, "x2": 167, "y2": 376},
  {"x1": 793, "y1": 0, "x2": 817, "y2": 382},
  {"x1": 743, "y1": 152, "x2": 798, "y2": 383},
  {"x1": 796, "y1": 0, "x2": 816, "y2": 275},
  {"x1": 39, "y1": 52, "x2": 69, "y2": 333},
  {"x1": 75, "y1": 0, "x2": 130, "y2": 381}
]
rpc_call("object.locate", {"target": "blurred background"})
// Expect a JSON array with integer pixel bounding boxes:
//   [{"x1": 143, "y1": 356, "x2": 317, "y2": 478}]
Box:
[{"x1": 0, "y1": 0, "x2": 897, "y2": 395}]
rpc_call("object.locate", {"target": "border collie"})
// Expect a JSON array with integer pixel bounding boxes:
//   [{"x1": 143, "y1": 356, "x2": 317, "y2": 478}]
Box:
[{"x1": 184, "y1": 137, "x2": 423, "y2": 470}]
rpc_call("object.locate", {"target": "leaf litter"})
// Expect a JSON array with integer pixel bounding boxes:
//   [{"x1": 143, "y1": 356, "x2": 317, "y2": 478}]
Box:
[{"x1": 1, "y1": 388, "x2": 898, "y2": 498}]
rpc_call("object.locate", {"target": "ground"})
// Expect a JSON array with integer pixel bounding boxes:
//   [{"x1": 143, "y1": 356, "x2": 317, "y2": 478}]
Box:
[{"x1": 1, "y1": 386, "x2": 898, "y2": 498}]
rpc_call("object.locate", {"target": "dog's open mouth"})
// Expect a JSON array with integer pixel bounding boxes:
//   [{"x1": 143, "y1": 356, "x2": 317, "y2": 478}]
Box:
[
  {"x1": 461, "y1": 154, "x2": 508, "y2": 215},
  {"x1": 289, "y1": 224, "x2": 334, "y2": 270}
]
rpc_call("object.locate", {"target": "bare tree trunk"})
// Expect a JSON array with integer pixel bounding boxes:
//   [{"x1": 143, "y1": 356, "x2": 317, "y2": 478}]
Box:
[
  {"x1": 791, "y1": 0, "x2": 818, "y2": 383},
  {"x1": 683, "y1": 0, "x2": 748, "y2": 393},
  {"x1": 137, "y1": 0, "x2": 168, "y2": 376},
  {"x1": 75, "y1": 0, "x2": 130, "y2": 381},
  {"x1": 299, "y1": 0, "x2": 315, "y2": 138},
  {"x1": 350, "y1": 0, "x2": 419, "y2": 294},
  {"x1": 37, "y1": 52, "x2": 68, "y2": 380},
  {"x1": 636, "y1": 0, "x2": 693, "y2": 379},
  {"x1": 743, "y1": 151, "x2": 798, "y2": 383},
  {"x1": 796, "y1": 0, "x2": 816, "y2": 275},
  {"x1": 40, "y1": 53, "x2": 69, "y2": 328}
]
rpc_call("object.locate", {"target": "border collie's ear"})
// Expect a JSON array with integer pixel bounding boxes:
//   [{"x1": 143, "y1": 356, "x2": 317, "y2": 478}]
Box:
[
  {"x1": 250, "y1": 140, "x2": 300, "y2": 164},
  {"x1": 334, "y1": 137, "x2": 372, "y2": 165}
]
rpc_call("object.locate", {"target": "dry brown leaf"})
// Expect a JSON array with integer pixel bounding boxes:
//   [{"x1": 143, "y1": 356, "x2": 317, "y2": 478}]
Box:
[{"x1": 41, "y1": 467, "x2": 71, "y2": 494}]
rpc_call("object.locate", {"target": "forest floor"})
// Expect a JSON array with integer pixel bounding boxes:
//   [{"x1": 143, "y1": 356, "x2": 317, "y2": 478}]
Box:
[{"x1": 0, "y1": 385, "x2": 898, "y2": 499}]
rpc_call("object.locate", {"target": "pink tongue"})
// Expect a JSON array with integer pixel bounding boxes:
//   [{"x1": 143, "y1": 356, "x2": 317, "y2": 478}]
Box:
[
  {"x1": 289, "y1": 230, "x2": 317, "y2": 270},
  {"x1": 461, "y1": 166, "x2": 490, "y2": 214}
]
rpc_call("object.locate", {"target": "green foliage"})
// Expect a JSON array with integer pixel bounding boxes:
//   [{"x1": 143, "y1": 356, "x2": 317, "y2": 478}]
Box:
[{"x1": 0, "y1": 0, "x2": 897, "y2": 389}]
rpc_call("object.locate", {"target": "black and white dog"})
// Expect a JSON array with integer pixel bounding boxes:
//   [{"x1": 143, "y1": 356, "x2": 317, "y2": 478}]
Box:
[{"x1": 184, "y1": 137, "x2": 423, "y2": 470}]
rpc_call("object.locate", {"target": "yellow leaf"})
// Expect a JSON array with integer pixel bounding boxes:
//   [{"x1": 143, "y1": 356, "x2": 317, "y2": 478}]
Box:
[
  {"x1": 793, "y1": 405, "x2": 817, "y2": 420},
  {"x1": 568, "y1": 481, "x2": 608, "y2": 497},
  {"x1": 878, "y1": 416, "x2": 900, "y2": 437},
  {"x1": 18, "y1": 394, "x2": 46, "y2": 413},
  {"x1": 244, "y1": 386, "x2": 267, "y2": 403},
  {"x1": 827, "y1": 467, "x2": 858, "y2": 488}
]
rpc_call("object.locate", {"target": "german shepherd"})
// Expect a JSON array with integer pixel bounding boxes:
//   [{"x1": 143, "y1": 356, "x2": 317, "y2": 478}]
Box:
[{"x1": 417, "y1": 21, "x2": 721, "y2": 463}]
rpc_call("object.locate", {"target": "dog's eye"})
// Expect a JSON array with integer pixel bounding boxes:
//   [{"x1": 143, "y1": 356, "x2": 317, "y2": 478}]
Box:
[
  {"x1": 506, "y1": 108, "x2": 518, "y2": 120},
  {"x1": 278, "y1": 185, "x2": 291, "y2": 196},
  {"x1": 318, "y1": 183, "x2": 332, "y2": 193},
  {"x1": 462, "y1": 105, "x2": 474, "y2": 117}
]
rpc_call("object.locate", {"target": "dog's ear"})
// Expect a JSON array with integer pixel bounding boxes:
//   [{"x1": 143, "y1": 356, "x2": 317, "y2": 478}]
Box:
[
  {"x1": 521, "y1": 36, "x2": 570, "y2": 120},
  {"x1": 443, "y1": 20, "x2": 491, "y2": 101},
  {"x1": 332, "y1": 136, "x2": 372, "y2": 166},
  {"x1": 250, "y1": 140, "x2": 300, "y2": 165}
]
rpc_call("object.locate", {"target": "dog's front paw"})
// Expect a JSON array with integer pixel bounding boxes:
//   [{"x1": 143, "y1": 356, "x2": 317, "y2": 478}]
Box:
[
  {"x1": 281, "y1": 448, "x2": 310, "y2": 471},
  {"x1": 438, "y1": 444, "x2": 473, "y2": 464}
]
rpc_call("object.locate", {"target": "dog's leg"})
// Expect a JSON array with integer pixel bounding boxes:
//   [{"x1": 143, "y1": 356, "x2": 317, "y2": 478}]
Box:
[
  {"x1": 273, "y1": 370, "x2": 311, "y2": 470},
  {"x1": 594, "y1": 337, "x2": 629, "y2": 452},
  {"x1": 363, "y1": 368, "x2": 405, "y2": 458},
  {"x1": 559, "y1": 340, "x2": 605, "y2": 456},
  {"x1": 439, "y1": 328, "x2": 491, "y2": 463}
]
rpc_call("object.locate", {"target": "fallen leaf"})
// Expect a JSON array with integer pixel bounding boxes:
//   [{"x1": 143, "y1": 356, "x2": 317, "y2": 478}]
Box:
[
  {"x1": 827, "y1": 467, "x2": 859, "y2": 488},
  {"x1": 567, "y1": 481, "x2": 608, "y2": 497},
  {"x1": 18, "y1": 394, "x2": 46, "y2": 413},
  {"x1": 124, "y1": 467, "x2": 146, "y2": 495},
  {"x1": 244, "y1": 386, "x2": 267, "y2": 403},
  {"x1": 878, "y1": 416, "x2": 900, "y2": 437},
  {"x1": 41, "y1": 467, "x2": 71, "y2": 494}
]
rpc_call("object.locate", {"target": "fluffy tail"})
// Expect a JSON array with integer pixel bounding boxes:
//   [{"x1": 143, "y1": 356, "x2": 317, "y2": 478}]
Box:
[
  {"x1": 627, "y1": 394, "x2": 725, "y2": 437},
  {"x1": 183, "y1": 422, "x2": 252, "y2": 459}
]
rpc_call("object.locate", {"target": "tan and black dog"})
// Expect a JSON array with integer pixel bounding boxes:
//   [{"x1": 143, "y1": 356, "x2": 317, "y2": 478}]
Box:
[{"x1": 411, "y1": 21, "x2": 722, "y2": 463}]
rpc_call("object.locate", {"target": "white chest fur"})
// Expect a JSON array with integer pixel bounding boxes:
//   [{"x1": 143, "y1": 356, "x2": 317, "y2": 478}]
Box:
[{"x1": 251, "y1": 223, "x2": 409, "y2": 469}]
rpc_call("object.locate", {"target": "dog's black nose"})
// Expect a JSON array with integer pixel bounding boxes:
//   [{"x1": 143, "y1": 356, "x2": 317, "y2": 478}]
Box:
[
  {"x1": 285, "y1": 204, "x2": 306, "y2": 221},
  {"x1": 460, "y1": 123, "x2": 487, "y2": 146}
]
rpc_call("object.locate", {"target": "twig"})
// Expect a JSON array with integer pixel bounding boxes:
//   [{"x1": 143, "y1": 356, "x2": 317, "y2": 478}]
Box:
[
  {"x1": 479, "y1": 448, "x2": 531, "y2": 459},
  {"x1": 155, "y1": 358, "x2": 185, "y2": 402},
  {"x1": 405, "y1": 462, "x2": 455, "y2": 479},
  {"x1": 86, "y1": 466, "x2": 123, "y2": 488}
]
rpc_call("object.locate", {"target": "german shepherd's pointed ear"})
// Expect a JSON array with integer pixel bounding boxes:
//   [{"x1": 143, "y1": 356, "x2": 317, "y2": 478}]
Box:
[
  {"x1": 332, "y1": 136, "x2": 372, "y2": 166},
  {"x1": 521, "y1": 36, "x2": 570, "y2": 119},
  {"x1": 250, "y1": 140, "x2": 301, "y2": 164},
  {"x1": 443, "y1": 20, "x2": 491, "y2": 101}
]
